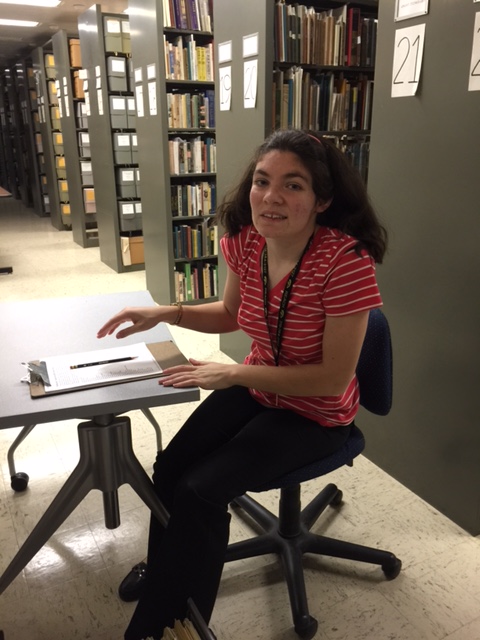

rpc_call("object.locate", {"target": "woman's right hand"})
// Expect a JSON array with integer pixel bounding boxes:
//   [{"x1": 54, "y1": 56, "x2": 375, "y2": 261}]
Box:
[{"x1": 97, "y1": 306, "x2": 165, "y2": 339}]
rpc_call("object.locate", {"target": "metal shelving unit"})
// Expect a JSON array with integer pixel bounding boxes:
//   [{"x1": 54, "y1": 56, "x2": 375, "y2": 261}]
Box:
[
  {"x1": 128, "y1": 0, "x2": 217, "y2": 303},
  {"x1": 31, "y1": 44, "x2": 66, "y2": 230},
  {"x1": 78, "y1": 5, "x2": 142, "y2": 272},
  {"x1": 51, "y1": 30, "x2": 98, "y2": 247}
]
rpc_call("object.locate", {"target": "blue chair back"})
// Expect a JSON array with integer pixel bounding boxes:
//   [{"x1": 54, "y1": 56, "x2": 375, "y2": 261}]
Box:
[{"x1": 356, "y1": 308, "x2": 393, "y2": 416}]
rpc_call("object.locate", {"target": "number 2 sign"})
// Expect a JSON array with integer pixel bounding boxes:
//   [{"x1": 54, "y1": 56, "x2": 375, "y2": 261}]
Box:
[
  {"x1": 391, "y1": 23, "x2": 426, "y2": 98},
  {"x1": 468, "y1": 12, "x2": 480, "y2": 91},
  {"x1": 244, "y1": 59, "x2": 258, "y2": 109}
]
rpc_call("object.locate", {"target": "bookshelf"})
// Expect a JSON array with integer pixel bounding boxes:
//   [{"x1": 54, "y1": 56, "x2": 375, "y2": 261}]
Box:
[
  {"x1": 78, "y1": 5, "x2": 143, "y2": 272},
  {"x1": 3, "y1": 64, "x2": 35, "y2": 209},
  {"x1": 31, "y1": 44, "x2": 67, "y2": 231},
  {"x1": 272, "y1": 1, "x2": 377, "y2": 181},
  {"x1": 128, "y1": 0, "x2": 218, "y2": 304},
  {"x1": 0, "y1": 70, "x2": 21, "y2": 200},
  {"x1": 214, "y1": 0, "x2": 378, "y2": 362},
  {"x1": 0, "y1": 76, "x2": 7, "y2": 191},
  {"x1": 17, "y1": 58, "x2": 48, "y2": 217},
  {"x1": 51, "y1": 30, "x2": 99, "y2": 248}
]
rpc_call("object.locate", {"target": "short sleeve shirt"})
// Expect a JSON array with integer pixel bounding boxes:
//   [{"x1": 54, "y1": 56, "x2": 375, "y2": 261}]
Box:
[{"x1": 221, "y1": 225, "x2": 382, "y2": 426}]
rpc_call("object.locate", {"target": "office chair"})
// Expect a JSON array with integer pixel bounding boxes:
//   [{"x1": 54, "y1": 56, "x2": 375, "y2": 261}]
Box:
[
  {"x1": 7, "y1": 408, "x2": 163, "y2": 491},
  {"x1": 224, "y1": 309, "x2": 402, "y2": 640}
]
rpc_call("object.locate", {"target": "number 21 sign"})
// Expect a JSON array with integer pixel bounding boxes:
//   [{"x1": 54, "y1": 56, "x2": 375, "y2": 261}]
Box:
[{"x1": 391, "y1": 24, "x2": 426, "y2": 98}]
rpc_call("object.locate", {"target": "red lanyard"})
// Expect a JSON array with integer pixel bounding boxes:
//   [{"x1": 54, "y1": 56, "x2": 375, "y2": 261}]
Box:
[{"x1": 261, "y1": 234, "x2": 313, "y2": 366}]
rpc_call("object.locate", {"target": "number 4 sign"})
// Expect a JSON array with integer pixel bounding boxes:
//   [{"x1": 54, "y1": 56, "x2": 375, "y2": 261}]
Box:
[
  {"x1": 468, "y1": 12, "x2": 480, "y2": 91},
  {"x1": 391, "y1": 23, "x2": 426, "y2": 98}
]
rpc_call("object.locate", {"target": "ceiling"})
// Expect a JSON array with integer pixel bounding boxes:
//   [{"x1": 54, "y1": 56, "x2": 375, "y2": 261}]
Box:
[{"x1": 0, "y1": 1, "x2": 128, "y2": 68}]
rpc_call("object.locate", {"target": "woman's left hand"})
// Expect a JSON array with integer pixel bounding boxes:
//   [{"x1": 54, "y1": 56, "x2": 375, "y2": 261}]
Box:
[{"x1": 159, "y1": 359, "x2": 236, "y2": 390}]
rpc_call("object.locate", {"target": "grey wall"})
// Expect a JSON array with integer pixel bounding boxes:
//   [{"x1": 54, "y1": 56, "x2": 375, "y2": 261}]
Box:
[
  {"x1": 364, "y1": 0, "x2": 480, "y2": 534},
  {"x1": 215, "y1": 0, "x2": 274, "y2": 362}
]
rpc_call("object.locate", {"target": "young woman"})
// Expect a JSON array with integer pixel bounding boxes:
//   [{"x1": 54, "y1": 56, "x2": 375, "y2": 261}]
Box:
[{"x1": 97, "y1": 129, "x2": 388, "y2": 640}]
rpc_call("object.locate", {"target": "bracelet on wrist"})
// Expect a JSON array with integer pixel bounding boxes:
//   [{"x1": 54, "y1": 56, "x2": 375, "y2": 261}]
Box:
[{"x1": 170, "y1": 301, "x2": 183, "y2": 326}]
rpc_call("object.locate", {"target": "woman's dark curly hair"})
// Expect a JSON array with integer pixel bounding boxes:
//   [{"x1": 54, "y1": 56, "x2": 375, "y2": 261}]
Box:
[{"x1": 216, "y1": 129, "x2": 388, "y2": 263}]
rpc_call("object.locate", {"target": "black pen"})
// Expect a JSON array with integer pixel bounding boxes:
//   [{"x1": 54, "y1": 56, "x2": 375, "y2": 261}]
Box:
[{"x1": 70, "y1": 356, "x2": 138, "y2": 369}]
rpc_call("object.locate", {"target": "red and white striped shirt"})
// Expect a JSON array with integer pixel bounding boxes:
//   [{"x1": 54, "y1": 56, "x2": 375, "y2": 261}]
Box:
[{"x1": 221, "y1": 224, "x2": 383, "y2": 426}]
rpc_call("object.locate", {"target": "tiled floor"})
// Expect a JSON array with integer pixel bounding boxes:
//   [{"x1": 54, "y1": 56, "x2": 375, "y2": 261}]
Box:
[{"x1": 1, "y1": 199, "x2": 480, "y2": 640}]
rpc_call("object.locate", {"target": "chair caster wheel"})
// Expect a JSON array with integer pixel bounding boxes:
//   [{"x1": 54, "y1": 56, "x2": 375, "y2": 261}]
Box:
[
  {"x1": 294, "y1": 614, "x2": 318, "y2": 639},
  {"x1": 331, "y1": 488, "x2": 343, "y2": 506},
  {"x1": 383, "y1": 556, "x2": 402, "y2": 579},
  {"x1": 11, "y1": 472, "x2": 29, "y2": 492}
]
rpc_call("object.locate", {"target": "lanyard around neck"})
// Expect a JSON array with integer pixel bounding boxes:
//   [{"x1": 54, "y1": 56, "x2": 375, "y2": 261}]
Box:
[{"x1": 261, "y1": 234, "x2": 313, "y2": 366}]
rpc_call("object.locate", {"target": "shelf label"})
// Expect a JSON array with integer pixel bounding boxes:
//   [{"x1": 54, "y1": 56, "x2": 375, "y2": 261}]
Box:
[
  {"x1": 97, "y1": 89, "x2": 104, "y2": 116},
  {"x1": 148, "y1": 81, "x2": 157, "y2": 116},
  {"x1": 391, "y1": 23, "x2": 426, "y2": 97},
  {"x1": 469, "y1": 12, "x2": 480, "y2": 91},
  {"x1": 85, "y1": 91, "x2": 91, "y2": 117},
  {"x1": 105, "y1": 19, "x2": 121, "y2": 33},
  {"x1": 243, "y1": 59, "x2": 258, "y2": 109},
  {"x1": 219, "y1": 66, "x2": 231, "y2": 111},
  {"x1": 243, "y1": 33, "x2": 259, "y2": 58},
  {"x1": 135, "y1": 85, "x2": 145, "y2": 118},
  {"x1": 395, "y1": 0, "x2": 429, "y2": 21},
  {"x1": 111, "y1": 58, "x2": 126, "y2": 73},
  {"x1": 218, "y1": 41, "x2": 232, "y2": 64},
  {"x1": 147, "y1": 63, "x2": 156, "y2": 80}
]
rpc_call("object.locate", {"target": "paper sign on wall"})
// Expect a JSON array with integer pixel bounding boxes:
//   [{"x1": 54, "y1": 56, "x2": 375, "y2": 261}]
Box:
[
  {"x1": 218, "y1": 41, "x2": 232, "y2": 64},
  {"x1": 97, "y1": 89, "x2": 104, "y2": 115},
  {"x1": 135, "y1": 85, "x2": 145, "y2": 118},
  {"x1": 391, "y1": 23, "x2": 426, "y2": 97},
  {"x1": 147, "y1": 64, "x2": 156, "y2": 80},
  {"x1": 243, "y1": 59, "x2": 258, "y2": 109},
  {"x1": 219, "y1": 66, "x2": 232, "y2": 111},
  {"x1": 148, "y1": 81, "x2": 157, "y2": 115},
  {"x1": 243, "y1": 33, "x2": 258, "y2": 58},
  {"x1": 395, "y1": 0, "x2": 429, "y2": 21},
  {"x1": 468, "y1": 12, "x2": 480, "y2": 91}
]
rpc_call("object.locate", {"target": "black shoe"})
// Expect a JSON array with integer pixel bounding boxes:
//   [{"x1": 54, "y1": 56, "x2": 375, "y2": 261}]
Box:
[{"x1": 118, "y1": 561, "x2": 148, "y2": 602}]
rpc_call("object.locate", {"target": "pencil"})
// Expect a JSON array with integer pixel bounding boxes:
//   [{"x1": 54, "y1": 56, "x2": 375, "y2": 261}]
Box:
[{"x1": 70, "y1": 356, "x2": 138, "y2": 369}]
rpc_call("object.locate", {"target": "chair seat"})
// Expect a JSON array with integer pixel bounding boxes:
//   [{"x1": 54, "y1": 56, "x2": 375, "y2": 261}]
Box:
[{"x1": 253, "y1": 425, "x2": 365, "y2": 492}]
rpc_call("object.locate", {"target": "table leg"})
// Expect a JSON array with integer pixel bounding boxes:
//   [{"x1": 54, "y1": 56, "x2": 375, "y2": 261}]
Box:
[
  {"x1": 7, "y1": 424, "x2": 37, "y2": 477},
  {"x1": 0, "y1": 414, "x2": 169, "y2": 595},
  {"x1": 0, "y1": 450, "x2": 93, "y2": 594}
]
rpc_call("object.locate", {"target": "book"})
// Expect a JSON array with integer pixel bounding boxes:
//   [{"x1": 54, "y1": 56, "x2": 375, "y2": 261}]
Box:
[
  {"x1": 185, "y1": 0, "x2": 199, "y2": 31},
  {"x1": 27, "y1": 341, "x2": 190, "y2": 398},
  {"x1": 346, "y1": 7, "x2": 361, "y2": 66},
  {"x1": 178, "y1": 0, "x2": 189, "y2": 30}
]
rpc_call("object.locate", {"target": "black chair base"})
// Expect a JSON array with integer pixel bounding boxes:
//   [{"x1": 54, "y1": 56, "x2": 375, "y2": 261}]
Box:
[{"x1": 225, "y1": 482, "x2": 401, "y2": 640}]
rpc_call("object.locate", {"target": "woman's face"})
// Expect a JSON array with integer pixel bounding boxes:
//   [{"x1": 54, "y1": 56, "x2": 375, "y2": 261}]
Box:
[{"x1": 249, "y1": 150, "x2": 325, "y2": 244}]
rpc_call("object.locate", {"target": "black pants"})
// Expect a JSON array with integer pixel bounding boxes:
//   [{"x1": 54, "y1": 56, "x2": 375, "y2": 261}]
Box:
[{"x1": 124, "y1": 386, "x2": 351, "y2": 640}]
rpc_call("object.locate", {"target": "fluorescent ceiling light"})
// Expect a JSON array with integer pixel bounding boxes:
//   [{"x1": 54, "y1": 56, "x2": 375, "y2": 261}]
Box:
[
  {"x1": 0, "y1": 1, "x2": 60, "y2": 6},
  {"x1": 0, "y1": 19, "x2": 39, "y2": 26}
]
